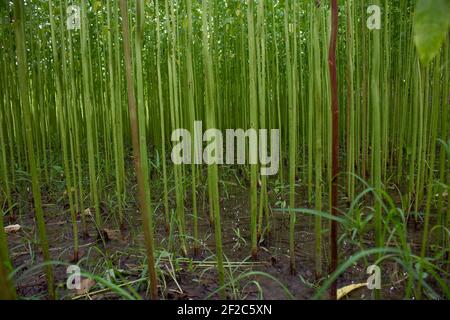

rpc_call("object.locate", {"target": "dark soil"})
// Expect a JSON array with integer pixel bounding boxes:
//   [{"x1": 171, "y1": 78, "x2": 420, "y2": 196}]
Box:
[{"x1": 4, "y1": 171, "x2": 438, "y2": 300}]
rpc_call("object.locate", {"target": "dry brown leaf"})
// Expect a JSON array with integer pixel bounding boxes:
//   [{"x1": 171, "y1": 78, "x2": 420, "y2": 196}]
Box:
[
  {"x1": 337, "y1": 283, "x2": 367, "y2": 300},
  {"x1": 103, "y1": 228, "x2": 122, "y2": 241},
  {"x1": 75, "y1": 278, "x2": 96, "y2": 295},
  {"x1": 4, "y1": 224, "x2": 21, "y2": 233}
]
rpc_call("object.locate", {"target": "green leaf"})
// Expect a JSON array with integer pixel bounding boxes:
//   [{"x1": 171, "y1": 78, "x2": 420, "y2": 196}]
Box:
[
  {"x1": 93, "y1": 0, "x2": 102, "y2": 13},
  {"x1": 413, "y1": 0, "x2": 450, "y2": 65}
]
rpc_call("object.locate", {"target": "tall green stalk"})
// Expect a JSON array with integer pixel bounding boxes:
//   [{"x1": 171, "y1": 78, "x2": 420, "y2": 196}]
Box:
[
  {"x1": 154, "y1": 0, "x2": 170, "y2": 234},
  {"x1": 48, "y1": 0, "x2": 79, "y2": 261},
  {"x1": 313, "y1": 4, "x2": 323, "y2": 278},
  {"x1": 0, "y1": 208, "x2": 16, "y2": 299},
  {"x1": 185, "y1": 0, "x2": 199, "y2": 255},
  {"x1": 201, "y1": 0, "x2": 225, "y2": 297},
  {"x1": 81, "y1": 0, "x2": 101, "y2": 229},
  {"x1": 247, "y1": 0, "x2": 259, "y2": 259},
  {"x1": 284, "y1": 0, "x2": 297, "y2": 275},
  {"x1": 370, "y1": 0, "x2": 383, "y2": 299},
  {"x1": 13, "y1": 0, "x2": 54, "y2": 299},
  {"x1": 119, "y1": 0, "x2": 158, "y2": 299}
]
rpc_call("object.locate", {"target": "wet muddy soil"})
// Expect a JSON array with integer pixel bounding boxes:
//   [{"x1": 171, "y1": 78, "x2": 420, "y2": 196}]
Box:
[{"x1": 4, "y1": 173, "x2": 441, "y2": 300}]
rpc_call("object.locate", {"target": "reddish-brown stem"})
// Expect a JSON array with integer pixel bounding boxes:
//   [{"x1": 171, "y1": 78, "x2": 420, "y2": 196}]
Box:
[{"x1": 328, "y1": 0, "x2": 339, "y2": 300}]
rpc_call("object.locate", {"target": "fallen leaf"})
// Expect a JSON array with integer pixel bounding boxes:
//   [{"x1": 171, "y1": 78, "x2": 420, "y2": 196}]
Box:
[
  {"x1": 337, "y1": 283, "x2": 367, "y2": 300},
  {"x1": 102, "y1": 228, "x2": 122, "y2": 241},
  {"x1": 4, "y1": 224, "x2": 21, "y2": 233},
  {"x1": 76, "y1": 278, "x2": 96, "y2": 295}
]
